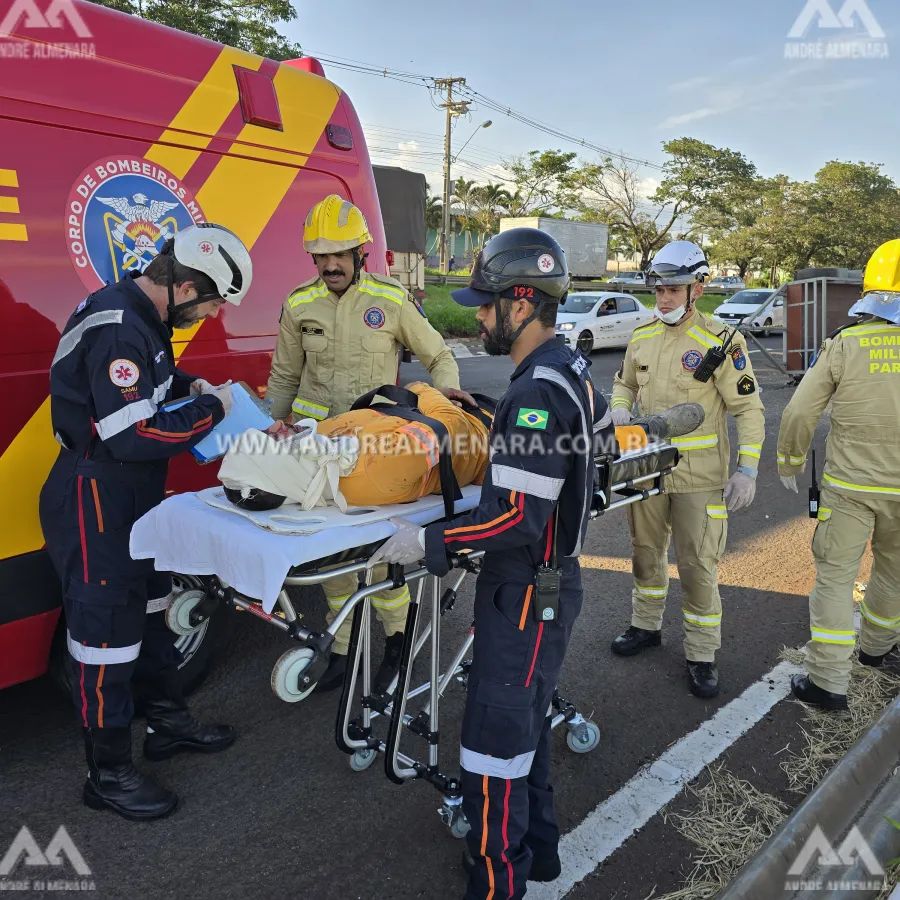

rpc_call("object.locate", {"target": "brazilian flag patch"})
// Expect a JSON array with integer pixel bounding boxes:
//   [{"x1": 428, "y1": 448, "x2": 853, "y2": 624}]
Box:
[{"x1": 516, "y1": 408, "x2": 549, "y2": 430}]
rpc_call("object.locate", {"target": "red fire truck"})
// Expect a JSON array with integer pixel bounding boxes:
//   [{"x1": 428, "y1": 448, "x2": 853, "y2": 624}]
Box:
[{"x1": 0, "y1": 0, "x2": 387, "y2": 692}]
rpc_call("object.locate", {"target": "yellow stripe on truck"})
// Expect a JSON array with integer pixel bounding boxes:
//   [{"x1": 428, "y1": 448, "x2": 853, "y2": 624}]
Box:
[
  {"x1": 144, "y1": 46, "x2": 264, "y2": 180},
  {"x1": 1, "y1": 48, "x2": 339, "y2": 560},
  {"x1": 197, "y1": 65, "x2": 340, "y2": 248}
]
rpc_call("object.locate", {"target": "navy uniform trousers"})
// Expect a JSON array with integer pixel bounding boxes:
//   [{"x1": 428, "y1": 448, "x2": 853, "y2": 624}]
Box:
[
  {"x1": 461, "y1": 563, "x2": 583, "y2": 900},
  {"x1": 40, "y1": 451, "x2": 181, "y2": 730}
]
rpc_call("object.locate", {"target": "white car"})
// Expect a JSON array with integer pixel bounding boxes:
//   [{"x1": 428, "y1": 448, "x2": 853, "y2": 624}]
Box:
[
  {"x1": 556, "y1": 292, "x2": 655, "y2": 353},
  {"x1": 712, "y1": 289, "x2": 783, "y2": 336},
  {"x1": 611, "y1": 271, "x2": 646, "y2": 285}
]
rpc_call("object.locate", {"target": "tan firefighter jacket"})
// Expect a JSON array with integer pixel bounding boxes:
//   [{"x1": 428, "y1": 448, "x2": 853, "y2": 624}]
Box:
[
  {"x1": 266, "y1": 273, "x2": 460, "y2": 421},
  {"x1": 777, "y1": 319, "x2": 900, "y2": 499},
  {"x1": 612, "y1": 310, "x2": 766, "y2": 493}
]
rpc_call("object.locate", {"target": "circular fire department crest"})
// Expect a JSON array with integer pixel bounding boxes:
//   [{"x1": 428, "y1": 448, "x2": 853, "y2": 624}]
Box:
[
  {"x1": 65, "y1": 155, "x2": 205, "y2": 292},
  {"x1": 682, "y1": 350, "x2": 703, "y2": 371},
  {"x1": 109, "y1": 358, "x2": 139, "y2": 387},
  {"x1": 364, "y1": 307, "x2": 385, "y2": 329}
]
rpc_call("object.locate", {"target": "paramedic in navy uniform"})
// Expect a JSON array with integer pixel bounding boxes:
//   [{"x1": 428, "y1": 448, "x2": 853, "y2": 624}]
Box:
[
  {"x1": 39, "y1": 224, "x2": 253, "y2": 821},
  {"x1": 371, "y1": 228, "x2": 612, "y2": 899}
]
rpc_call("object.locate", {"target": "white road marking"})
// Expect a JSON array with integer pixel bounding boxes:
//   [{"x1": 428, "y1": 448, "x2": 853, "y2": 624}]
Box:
[
  {"x1": 447, "y1": 342, "x2": 474, "y2": 359},
  {"x1": 529, "y1": 659, "x2": 804, "y2": 899}
]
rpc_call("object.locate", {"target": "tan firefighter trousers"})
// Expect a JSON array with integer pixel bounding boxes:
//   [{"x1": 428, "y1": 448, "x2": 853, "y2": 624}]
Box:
[
  {"x1": 806, "y1": 487, "x2": 900, "y2": 694},
  {"x1": 626, "y1": 490, "x2": 728, "y2": 663},
  {"x1": 323, "y1": 568, "x2": 410, "y2": 657}
]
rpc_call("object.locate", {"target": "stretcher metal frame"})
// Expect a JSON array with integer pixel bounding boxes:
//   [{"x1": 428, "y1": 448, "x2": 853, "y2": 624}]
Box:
[{"x1": 166, "y1": 444, "x2": 680, "y2": 837}]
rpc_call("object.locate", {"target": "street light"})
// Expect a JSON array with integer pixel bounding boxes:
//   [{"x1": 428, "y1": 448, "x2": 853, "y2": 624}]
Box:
[
  {"x1": 441, "y1": 119, "x2": 492, "y2": 274},
  {"x1": 453, "y1": 120, "x2": 492, "y2": 162}
]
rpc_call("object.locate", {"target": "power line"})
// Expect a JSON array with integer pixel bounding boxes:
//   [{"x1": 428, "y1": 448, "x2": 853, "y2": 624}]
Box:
[{"x1": 304, "y1": 50, "x2": 666, "y2": 172}]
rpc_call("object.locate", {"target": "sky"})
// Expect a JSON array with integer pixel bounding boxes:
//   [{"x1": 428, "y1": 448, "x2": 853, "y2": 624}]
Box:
[{"x1": 284, "y1": 0, "x2": 897, "y2": 198}]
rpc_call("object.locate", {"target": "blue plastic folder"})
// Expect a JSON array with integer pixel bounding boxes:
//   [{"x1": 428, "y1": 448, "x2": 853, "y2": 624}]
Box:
[{"x1": 161, "y1": 383, "x2": 274, "y2": 463}]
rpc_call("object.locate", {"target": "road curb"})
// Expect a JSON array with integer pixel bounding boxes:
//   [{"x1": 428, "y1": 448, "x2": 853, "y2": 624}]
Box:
[{"x1": 718, "y1": 696, "x2": 900, "y2": 900}]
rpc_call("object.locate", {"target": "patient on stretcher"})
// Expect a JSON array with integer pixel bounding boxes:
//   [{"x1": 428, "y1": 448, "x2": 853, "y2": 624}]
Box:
[{"x1": 217, "y1": 383, "x2": 702, "y2": 513}]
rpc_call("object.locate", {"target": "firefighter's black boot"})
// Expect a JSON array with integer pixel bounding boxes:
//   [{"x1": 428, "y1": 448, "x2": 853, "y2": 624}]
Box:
[
  {"x1": 611, "y1": 626, "x2": 662, "y2": 657},
  {"x1": 82, "y1": 727, "x2": 178, "y2": 821},
  {"x1": 687, "y1": 660, "x2": 719, "y2": 699},
  {"x1": 316, "y1": 652, "x2": 348, "y2": 692},
  {"x1": 374, "y1": 632, "x2": 405, "y2": 695},
  {"x1": 859, "y1": 646, "x2": 898, "y2": 668},
  {"x1": 791, "y1": 674, "x2": 848, "y2": 711},
  {"x1": 140, "y1": 668, "x2": 235, "y2": 761}
]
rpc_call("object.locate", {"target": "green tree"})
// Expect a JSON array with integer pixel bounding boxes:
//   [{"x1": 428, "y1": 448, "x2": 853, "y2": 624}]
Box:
[
  {"x1": 501, "y1": 150, "x2": 577, "y2": 216},
  {"x1": 89, "y1": 0, "x2": 302, "y2": 59},
  {"x1": 471, "y1": 182, "x2": 512, "y2": 247},
  {"x1": 424, "y1": 186, "x2": 442, "y2": 231}
]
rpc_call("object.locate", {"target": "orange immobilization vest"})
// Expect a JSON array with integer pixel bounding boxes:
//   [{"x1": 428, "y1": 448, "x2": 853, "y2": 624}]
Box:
[{"x1": 317, "y1": 382, "x2": 491, "y2": 507}]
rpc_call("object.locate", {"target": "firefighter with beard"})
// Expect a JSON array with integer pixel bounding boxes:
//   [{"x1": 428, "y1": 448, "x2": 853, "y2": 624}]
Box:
[{"x1": 370, "y1": 228, "x2": 613, "y2": 899}]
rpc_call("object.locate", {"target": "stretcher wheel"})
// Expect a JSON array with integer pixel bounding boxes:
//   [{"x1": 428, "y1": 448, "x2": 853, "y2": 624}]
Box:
[
  {"x1": 449, "y1": 812, "x2": 470, "y2": 840},
  {"x1": 271, "y1": 647, "x2": 318, "y2": 702},
  {"x1": 566, "y1": 720, "x2": 600, "y2": 754},
  {"x1": 165, "y1": 589, "x2": 207, "y2": 636},
  {"x1": 349, "y1": 748, "x2": 378, "y2": 772}
]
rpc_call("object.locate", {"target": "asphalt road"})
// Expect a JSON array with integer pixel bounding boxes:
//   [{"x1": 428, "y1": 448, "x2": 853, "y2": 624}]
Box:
[{"x1": 1, "y1": 336, "x2": 863, "y2": 900}]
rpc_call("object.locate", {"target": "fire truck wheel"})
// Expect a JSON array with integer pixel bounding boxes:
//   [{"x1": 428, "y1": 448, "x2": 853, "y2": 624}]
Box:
[{"x1": 49, "y1": 574, "x2": 234, "y2": 700}]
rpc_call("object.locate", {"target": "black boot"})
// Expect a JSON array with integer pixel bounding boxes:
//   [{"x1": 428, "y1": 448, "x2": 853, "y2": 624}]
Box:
[
  {"x1": 462, "y1": 847, "x2": 561, "y2": 883},
  {"x1": 611, "y1": 626, "x2": 662, "y2": 657},
  {"x1": 791, "y1": 674, "x2": 848, "y2": 711},
  {"x1": 859, "y1": 646, "x2": 898, "y2": 668},
  {"x1": 686, "y1": 661, "x2": 719, "y2": 699},
  {"x1": 140, "y1": 668, "x2": 235, "y2": 761},
  {"x1": 315, "y1": 652, "x2": 348, "y2": 692},
  {"x1": 373, "y1": 633, "x2": 405, "y2": 695},
  {"x1": 82, "y1": 727, "x2": 178, "y2": 821}
]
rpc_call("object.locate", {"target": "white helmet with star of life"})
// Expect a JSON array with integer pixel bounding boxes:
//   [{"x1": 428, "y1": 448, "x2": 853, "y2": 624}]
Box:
[
  {"x1": 173, "y1": 223, "x2": 253, "y2": 306},
  {"x1": 646, "y1": 241, "x2": 711, "y2": 287}
]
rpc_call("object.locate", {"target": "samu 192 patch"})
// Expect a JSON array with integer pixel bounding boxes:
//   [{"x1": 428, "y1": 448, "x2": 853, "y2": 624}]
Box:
[
  {"x1": 109, "y1": 359, "x2": 139, "y2": 387},
  {"x1": 737, "y1": 374, "x2": 757, "y2": 395},
  {"x1": 515, "y1": 408, "x2": 549, "y2": 430},
  {"x1": 731, "y1": 346, "x2": 747, "y2": 371},
  {"x1": 682, "y1": 350, "x2": 703, "y2": 372}
]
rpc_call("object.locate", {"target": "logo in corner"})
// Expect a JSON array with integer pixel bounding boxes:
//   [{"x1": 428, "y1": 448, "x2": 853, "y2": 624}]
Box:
[
  {"x1": 65, "y1": 156, "x2": 205, "y2": 293},
  {"x1": 0, "y1": 0, "x2": 92, "y2": 39},
  {"x1": 0, "y1": 825, "x2": 92, "y2": 878},
  {"x1": 364, "y1": 307, "x2": 385, "y2": 329}
]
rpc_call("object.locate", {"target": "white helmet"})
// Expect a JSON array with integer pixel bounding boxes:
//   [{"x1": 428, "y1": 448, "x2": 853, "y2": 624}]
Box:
[
  {"x1": 173, "y1": 223, "x2": 253, "y2": 306},
  {"x1": 647, "y1": 241, "x2": 710, "y2": 287}
]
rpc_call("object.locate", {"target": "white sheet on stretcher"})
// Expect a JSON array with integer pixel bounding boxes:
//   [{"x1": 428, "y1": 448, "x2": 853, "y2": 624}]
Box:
[{"x1": 130, "y1": 486, "x2": 481, "y2": 612}]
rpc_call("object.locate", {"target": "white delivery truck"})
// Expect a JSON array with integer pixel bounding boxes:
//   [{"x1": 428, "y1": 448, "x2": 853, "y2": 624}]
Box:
[{"x1": 499, "y1": 217, "x2": 609, "y2": 279}]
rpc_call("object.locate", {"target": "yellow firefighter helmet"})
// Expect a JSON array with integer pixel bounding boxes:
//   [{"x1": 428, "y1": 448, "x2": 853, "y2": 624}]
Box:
[
  {"x1": 303, "y1": 195, "x2": 373, "y2": 254},
  {"x1": 863, "y1": 239, "x2": 900, "y2": 295}
]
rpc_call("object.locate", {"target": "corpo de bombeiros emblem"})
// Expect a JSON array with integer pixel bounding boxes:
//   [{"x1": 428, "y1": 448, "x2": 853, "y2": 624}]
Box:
[{"x1": 65, "y1": 156, "x2": 205, "y2": 292}]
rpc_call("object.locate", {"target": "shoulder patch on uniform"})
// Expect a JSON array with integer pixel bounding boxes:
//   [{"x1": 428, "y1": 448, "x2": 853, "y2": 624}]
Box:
[
  {"x1": 731, "y1": 345, "x2": 747, "y2": 370},
  {"x1": 515, "y1": 408, "x2": 549, "y2": 430},
  {"x1": 568, "y1": 351, "x2": 590, "y2": 376},
  {"x1": 109, "y1": 358, "x2": 139, "y2": 388},
  {"x1": 737, "y1": 374, "x2": 756, "y2": 395},
  {"x1": 75, "y1": 296, "x2": 89, "y2": 314}
]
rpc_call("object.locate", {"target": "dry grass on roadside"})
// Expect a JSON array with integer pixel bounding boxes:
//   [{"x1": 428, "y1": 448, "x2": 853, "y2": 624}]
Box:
[
  {"x1": 778, "y1": 646, "x2": 900, "y2": 794},
  {"x1": 641, "y1": 764, "x2": 789, "y2": 900}
]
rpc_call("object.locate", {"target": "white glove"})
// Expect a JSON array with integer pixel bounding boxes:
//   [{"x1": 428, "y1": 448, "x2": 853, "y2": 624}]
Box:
[
  {"x1": 189, "y1": 378, "x2": 213, "y2": 397},
  {"x1": 206, "y1": 381, "x2": 234, "y2": 416},
  {"x1": 611, "y1": 407, "x2": 633, "y2": 426},
  {"x1": 724, "y1": 471, "x2": 757, "y2": 512},
  {"x1": 780, "y1": 475, "x2": 798, "y2": 493},
  {"x1": 368, "y1": 517, "x2": 426, "y2": 568}
]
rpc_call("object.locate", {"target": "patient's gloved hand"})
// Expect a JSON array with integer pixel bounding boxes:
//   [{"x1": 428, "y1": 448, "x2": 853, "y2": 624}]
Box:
[{"x1": 368, "y1": 517, "x2": 426, "y2": 568}]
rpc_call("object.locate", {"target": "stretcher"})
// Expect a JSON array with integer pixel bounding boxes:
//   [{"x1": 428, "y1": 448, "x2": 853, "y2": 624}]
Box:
[{"x1": 130, "y1": 441, "x2": 681, "y2": 837}]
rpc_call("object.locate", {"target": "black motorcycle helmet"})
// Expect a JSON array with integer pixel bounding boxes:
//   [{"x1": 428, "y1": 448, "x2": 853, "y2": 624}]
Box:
[{"x1": 452, "y1": 228, "x2": 570, "y2": 352}]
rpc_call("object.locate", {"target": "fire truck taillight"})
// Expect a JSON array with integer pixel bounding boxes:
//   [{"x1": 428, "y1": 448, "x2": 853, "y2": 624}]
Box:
[{"x1": 326, "y1": 125, "x2": 354, "y2": 151}]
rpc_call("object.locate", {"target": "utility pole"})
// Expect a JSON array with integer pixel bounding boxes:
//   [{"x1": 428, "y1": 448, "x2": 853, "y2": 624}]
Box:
[{"x1": 434, "y1": 77, "x2": 469, "y2": 275}]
